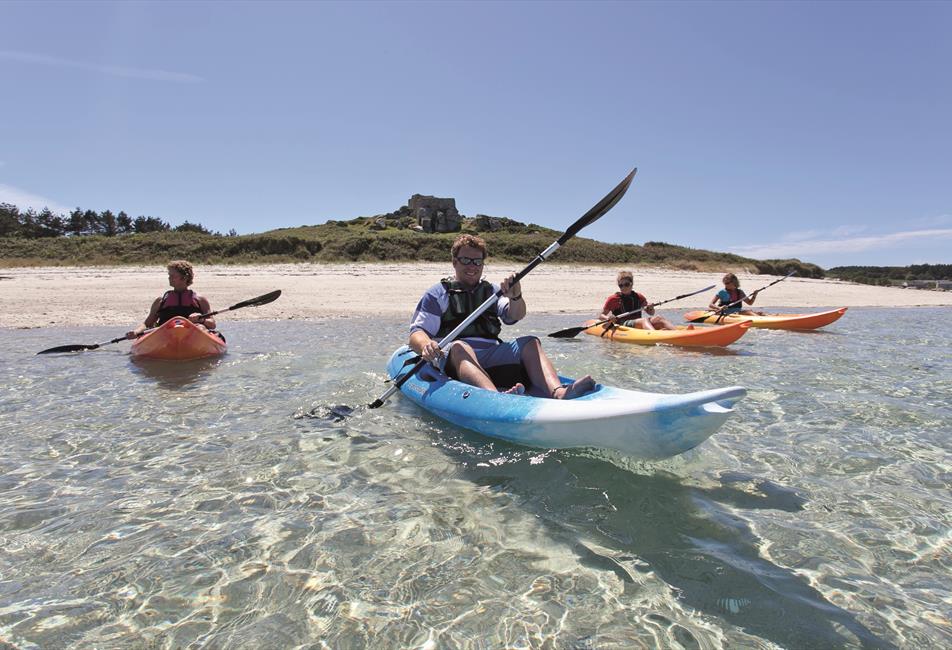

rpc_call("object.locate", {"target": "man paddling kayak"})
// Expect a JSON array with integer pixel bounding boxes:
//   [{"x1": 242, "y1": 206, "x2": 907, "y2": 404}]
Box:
[
  {"x1": 126, "y1": 260, "x2": 220, "y2": 339},
  {"x1": 709, "y1": 273, "x2": 765, "y2": 316},
  {"x1": 599, "y1": 270, "x2": 676, "y2": 330},
  {"x1": 409, "y1": 234, "x2": 595, "y2": 399}
]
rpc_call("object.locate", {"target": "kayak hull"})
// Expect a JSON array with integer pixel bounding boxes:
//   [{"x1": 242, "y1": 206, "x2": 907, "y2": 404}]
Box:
[
  {"x1": 683, "y1": 307, "x2": 848, "y2": 330},
  {"x1": 582, "y1": 319, "x2": 750, "y2": 347},
  {"x1": 387, "y1": 346, "x2": 746, "y2": 460},
  {"x1": 131, "y1": 317, "x2": 227, "y2": 360}
]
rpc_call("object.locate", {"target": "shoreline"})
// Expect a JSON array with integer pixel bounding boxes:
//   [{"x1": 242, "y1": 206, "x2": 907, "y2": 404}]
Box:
[{"x1": 2, "y1": 262, "x2": 950, "y2": 329}]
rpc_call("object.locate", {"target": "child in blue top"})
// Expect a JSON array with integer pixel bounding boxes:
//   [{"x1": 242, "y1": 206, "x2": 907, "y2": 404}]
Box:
[{"x1": 708, "y1": 273, "x2": 764, "y2": 315}]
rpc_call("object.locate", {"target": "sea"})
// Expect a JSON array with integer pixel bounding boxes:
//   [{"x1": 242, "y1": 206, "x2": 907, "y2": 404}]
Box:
[{"x1": 1, "y1": 307, "x2": 949, "y2": 649}]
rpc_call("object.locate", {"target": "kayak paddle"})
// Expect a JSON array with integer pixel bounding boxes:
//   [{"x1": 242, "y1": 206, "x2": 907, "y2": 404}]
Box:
[
  {"x1": 36, "y1": 289, "x2": 282, "y2": 354},
  {"x1": 368, "y1": 168, "x2": 638, "y2": 409},
  {"x1": 200, "y1": 289, "x2": 282, "y2": 319},
  {"x1": 547, "y1": 284, "x2": 716, "y2": 339},
  {"x1": 687, "y1": 271, "x2": 796, "y2": 324}
]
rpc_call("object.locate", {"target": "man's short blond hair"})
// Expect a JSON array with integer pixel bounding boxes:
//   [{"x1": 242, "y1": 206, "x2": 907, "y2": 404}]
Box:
[
  {"x1": 616, "y1": 270, "x2": 633, "y2": 284},
  {"x1": 451, "y1": 234, "x2": 488, "y2": 258}
]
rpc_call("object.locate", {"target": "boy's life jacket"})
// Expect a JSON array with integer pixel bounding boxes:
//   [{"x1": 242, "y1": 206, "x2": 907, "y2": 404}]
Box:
[{"x1": 611, "y1": 291, "x2": 646, "y2": 319}]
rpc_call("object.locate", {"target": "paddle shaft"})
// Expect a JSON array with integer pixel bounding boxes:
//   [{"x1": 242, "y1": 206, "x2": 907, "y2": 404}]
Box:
[
  {"x1": 36, "y1": 289, "x2": 281, "y2": 354},
  {"x1": 699, "y1": 271, "x2": 796, "y2": 323},
  {"x1": 368, "y1": 169, "x2": 637, "y2": 409},
  {"x1": 606, "y1": 284, "x2": 717, "y2": 323},
  {"x1": 202, "y1": 289, "x2": 282, "y2": 319},
  {"x1": 133, "y1": 290, "x2": 281, "y2": 334},
  {"x1": 547, "y1": 284, "x2": 716, "y2": 339},
  {"x1": 371, "y1": 243, "x2": 561, "y2": 407}
]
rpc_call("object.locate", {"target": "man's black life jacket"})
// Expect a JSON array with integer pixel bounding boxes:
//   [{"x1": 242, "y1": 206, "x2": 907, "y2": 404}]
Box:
[{"x1": 436, "y1": 278, "x2": 502, "y2": 341}]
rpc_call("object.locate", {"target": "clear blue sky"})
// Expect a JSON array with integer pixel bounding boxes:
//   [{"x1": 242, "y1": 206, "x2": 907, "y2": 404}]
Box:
[{"x1": 2, "y1": 1, "x2": 949, "y2": 268}]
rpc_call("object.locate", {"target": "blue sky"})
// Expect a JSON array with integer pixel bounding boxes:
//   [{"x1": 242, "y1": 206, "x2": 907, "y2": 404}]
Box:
[{"x1": 2, "y1": 1, "x2": 949, "y2": 268}]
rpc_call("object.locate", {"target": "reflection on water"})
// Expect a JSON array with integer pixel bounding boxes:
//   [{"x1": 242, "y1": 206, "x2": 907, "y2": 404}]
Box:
[
  {"x1": 1, "y1": 309, "x2": 949, "y2": 648},
  {"x1": 455, "y1": 453, "x2": 896, "y2": 649},
  {"x1": 131, "y1": 357, "x2": 224, "y2": 390}
]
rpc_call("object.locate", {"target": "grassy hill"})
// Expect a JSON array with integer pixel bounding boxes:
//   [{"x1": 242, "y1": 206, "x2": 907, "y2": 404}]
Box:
[{"x1": 0, "y1": 214, "x2": 824, "y2": 277}]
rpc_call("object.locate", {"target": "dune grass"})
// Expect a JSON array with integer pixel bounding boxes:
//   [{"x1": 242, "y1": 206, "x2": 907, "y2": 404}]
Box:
[{"x1": 0, "y1": 215, "x2": 824, "y2": 277}]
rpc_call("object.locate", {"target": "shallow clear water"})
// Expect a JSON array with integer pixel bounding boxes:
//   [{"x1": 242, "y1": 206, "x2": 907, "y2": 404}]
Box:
[{"x1": 1, "y1": 308, "x2": 949, "y2": 649}]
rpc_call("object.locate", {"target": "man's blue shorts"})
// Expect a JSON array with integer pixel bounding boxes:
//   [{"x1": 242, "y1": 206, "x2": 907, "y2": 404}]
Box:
[{"x1": 441, "y1": 336, "x2": 538, "y2": 389}]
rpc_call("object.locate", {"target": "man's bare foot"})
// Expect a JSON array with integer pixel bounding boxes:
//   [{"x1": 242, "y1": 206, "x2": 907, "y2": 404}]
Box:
[
  {"x1": 552, "y1": 375, "x2": 595, "y2": 400},
  {"x1": 501, "y1": 383, "x2": 525, "y2": 395}
]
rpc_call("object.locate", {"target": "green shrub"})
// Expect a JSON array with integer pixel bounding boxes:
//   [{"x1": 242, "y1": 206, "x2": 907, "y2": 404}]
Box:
[{"x1": 0, "y1": 225, "x2": 826, "y2": 275}]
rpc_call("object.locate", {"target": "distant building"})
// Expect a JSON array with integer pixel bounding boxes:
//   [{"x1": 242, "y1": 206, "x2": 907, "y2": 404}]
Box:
[{"x1": 408, "y1": 194, "x2": 462, "y2": 233}]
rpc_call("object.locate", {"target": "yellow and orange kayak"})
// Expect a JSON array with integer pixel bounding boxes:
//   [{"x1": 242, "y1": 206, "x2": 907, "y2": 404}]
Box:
[
  {"x1": 131, "y1": 317, "x2": 227, "y2": 360},
  {"x1": 582, "y1": 319, "x2": 751, "y2": 347},
  {"x1": 682, "y1": 307, "x2": 848, "y2": 331}
]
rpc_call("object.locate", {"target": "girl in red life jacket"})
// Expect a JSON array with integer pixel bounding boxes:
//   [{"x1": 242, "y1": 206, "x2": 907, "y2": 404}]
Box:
[
  {"x1": 708, "y1": 273, "x2": 765, "y2": 316},
  {"x1": 599, "y1": 270, "x2": 677, "y2": 330},
  {"x1": 125, "y1": 260, "x2": 218, "y2": 339}
]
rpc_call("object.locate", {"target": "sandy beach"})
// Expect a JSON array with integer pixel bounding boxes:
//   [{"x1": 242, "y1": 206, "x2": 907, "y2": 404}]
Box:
[{"x1": 1, "y1": 263, "x2": 950, "y2": 329}]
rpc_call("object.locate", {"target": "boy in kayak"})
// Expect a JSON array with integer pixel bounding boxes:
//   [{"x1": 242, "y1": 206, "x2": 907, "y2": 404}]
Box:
[
  {"x1": 599, "y1": 271, "x2": 676, "y2": 330},
  {"x1": 126, "y1": 260, "x2": 218, "y2": 339},
  {"x1": 410, "y1": 234, "x2": 595, "y2": 399},
  {"x1": 709, "y1": 273, "x2": 764, "y2": 316}
]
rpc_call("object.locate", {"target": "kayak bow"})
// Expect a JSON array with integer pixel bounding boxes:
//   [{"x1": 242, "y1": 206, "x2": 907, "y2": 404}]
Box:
[{"x1": 130, "y1": 317, "x2": 227, "y2": 360}]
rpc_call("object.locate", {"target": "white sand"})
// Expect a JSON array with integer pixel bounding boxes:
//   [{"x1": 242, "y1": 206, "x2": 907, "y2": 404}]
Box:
[{"x1": 1, "y1": 263, "x2": 949, "y2": 329}]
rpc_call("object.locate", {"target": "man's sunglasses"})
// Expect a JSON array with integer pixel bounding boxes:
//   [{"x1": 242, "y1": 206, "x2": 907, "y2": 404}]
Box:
[
  {"x1": 455, "y1": 256, "x2": 485, "y2": 267},
  {"x1": 618, "y1": 281, "x2": 632, "y2": 288}
]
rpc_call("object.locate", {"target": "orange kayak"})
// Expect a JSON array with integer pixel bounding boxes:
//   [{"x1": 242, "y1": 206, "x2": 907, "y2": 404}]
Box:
[
  {"x1": 582, "y1": 319, "x2": 751, "y2": 347},
  {"x1": 131, "y1": 317, "x2": 227, "y2": 360},
  {"x1": 682, "y1": 307, "x2": 848, "y2": 330}
]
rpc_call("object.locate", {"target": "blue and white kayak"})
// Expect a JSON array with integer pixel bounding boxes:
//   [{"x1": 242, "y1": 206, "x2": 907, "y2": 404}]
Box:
[{"x1": 386, "y1": 346, "x2": 746, "y2": 460}]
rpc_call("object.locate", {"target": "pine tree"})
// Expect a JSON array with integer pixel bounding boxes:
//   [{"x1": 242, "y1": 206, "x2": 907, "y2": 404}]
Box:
[
  {"x1": 101, "y1": 210, "x2": 117, "y2": 236},
  {"x1": 0, "y1": 203, "x2": 20, "y2": 237},
  {"x1": 117, "y1": 211, "x2": 133, "y2": 234},
  {"x1": 67, "y1": 208, "x2": 86, "y2": 236},
  {"x1": 36, "y1": 208, "x2": 65, "y2": 237}
]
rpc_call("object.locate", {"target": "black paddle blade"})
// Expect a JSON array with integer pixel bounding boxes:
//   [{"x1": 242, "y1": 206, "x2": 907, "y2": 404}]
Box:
[
  {"x1": 687, "y1": 312, "x2": 717, "y2": 324},
  {"x1": 560, "y1": 168, "x2": 637, "y2": 243},
  {"x1": 547, "y1": 325, "x2": 588, "y2": 339},
  {"x1": 36, "y1": 344, "x2": 99, "y2": 354},
  {"x1": 300, "y1": 404, "x2": 355, "y2": 421},
  {"x1": 227, "y1": 289, "x2": 281, "y2": 311}
]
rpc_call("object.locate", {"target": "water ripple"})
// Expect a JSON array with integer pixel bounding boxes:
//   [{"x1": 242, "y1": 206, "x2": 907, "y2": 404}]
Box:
[{"x1": 0, "y1": 310, "x2": 948, "y2": 647}]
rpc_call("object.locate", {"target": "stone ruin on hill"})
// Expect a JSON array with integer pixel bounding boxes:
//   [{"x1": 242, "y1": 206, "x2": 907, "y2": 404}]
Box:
[
  {"x1": 408, "y1": 194, "x2": 461, "y2": 233},
  {"x1": 367, "y1": 195, "x2": 511, "y2": 233}
]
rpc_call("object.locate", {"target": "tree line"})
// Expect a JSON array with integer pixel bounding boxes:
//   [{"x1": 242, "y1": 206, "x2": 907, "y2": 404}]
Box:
[
  {"x1": 0, "y1": 203, "x2": 230, "y2": 238},
  {"x1": 827, "y1": 264, "x2": 952, "y2": 286}
]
